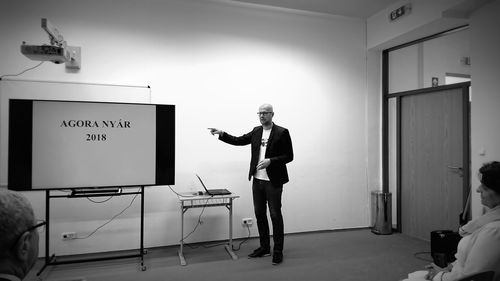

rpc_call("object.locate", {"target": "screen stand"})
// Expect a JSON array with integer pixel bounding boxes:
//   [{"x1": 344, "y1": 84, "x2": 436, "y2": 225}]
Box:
[
  {"x1": 71, "y1": 187, "x2": 121, "y2": 196},
  {"x1": 37, "y1": 186, "x2": 147, "y2": 276}
]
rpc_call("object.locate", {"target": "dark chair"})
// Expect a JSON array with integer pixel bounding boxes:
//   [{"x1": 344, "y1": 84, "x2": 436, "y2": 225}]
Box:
[{"x1": 459, "y1": 271, "x2": 495, "y2": 281}]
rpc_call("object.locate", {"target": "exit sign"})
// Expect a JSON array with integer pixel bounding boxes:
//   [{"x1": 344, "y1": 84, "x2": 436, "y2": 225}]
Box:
[{"x1": 389, "y1": 4, "x2": 412, "y2": 22}]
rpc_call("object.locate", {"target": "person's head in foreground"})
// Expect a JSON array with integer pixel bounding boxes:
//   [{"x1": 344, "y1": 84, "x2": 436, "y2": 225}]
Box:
[
  {"x1": 477, "y1": 161, "x2": 500, "y2": 209},
  {"x1": 0, "y1": 189, "x2": 43, "y2": 280}
]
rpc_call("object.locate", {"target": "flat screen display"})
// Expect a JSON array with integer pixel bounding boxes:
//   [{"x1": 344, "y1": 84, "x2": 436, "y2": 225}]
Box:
[{"x1": 8, "y1": 99, "x2": 175, "y2": 190}]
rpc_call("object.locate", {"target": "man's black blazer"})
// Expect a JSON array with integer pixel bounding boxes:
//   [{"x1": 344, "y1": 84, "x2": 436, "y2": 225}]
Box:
[{"x1": 219, "y1": 123, "x2": 293, "y2": 186}]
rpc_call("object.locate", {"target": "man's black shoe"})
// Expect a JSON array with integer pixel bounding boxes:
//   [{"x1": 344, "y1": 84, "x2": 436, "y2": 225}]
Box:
[
  {"x1": 248, "y1": 247, "x2": 271, "y2": 258},
  {"x1": 272, "y1": 252, "x2": 283, "y2": 265}
]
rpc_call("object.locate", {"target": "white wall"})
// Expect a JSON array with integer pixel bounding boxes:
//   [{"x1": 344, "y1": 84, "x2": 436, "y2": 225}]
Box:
[
  {"x1": 470, "y1": 0, "x2": 500, "y2": 218},
  {"x1": 0, "y1": 0, "x2": 376, "y2": 256}
]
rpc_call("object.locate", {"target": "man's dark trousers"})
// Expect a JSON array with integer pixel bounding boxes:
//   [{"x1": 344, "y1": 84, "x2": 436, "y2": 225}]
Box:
[{"x1": 252, "y1": 178, "x2": 284, "y2": 253}]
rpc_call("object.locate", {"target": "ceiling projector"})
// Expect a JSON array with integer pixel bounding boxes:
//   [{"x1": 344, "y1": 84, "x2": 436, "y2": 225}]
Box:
[
  {"x1": 20, "y1": 18, "x2": 81, "y2": 69},
  {"x1": 21, "y1": 44, "x2": 70, "y2": 64}
]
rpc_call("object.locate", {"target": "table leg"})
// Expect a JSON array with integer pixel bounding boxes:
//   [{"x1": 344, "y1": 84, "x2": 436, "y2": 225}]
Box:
[
  {"x1": 178, "y1": 203, "x2": 187, "y2": 266},
  {"x1": 225, "y1": 199, "x2": 238, "y2": 260}
]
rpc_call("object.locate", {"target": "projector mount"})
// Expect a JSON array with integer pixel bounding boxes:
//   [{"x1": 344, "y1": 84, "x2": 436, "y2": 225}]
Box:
[{"x1": 20, "y1": 18, "x2": 81, "y2": 69}]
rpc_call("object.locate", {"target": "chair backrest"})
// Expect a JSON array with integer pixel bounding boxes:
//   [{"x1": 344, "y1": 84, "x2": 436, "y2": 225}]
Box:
[{"x1": 459, "y1": 271, "x2": 495, "y2": 281}]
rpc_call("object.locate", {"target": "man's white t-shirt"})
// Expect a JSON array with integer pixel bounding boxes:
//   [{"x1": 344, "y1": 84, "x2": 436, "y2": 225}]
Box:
[{"x1": 254, "y1": 127, "x2": 271, "y2": 181}]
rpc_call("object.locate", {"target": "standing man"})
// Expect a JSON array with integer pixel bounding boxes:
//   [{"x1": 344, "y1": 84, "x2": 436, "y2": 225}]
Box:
[
  {"x1": 0, "y1": 189, "x2": 44, "y2": 281},
  {"x1": 209, "y1": 103, "x2": 293, "y2": 265}
]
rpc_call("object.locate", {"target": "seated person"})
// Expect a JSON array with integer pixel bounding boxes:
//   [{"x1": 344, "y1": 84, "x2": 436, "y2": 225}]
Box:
[
  {"x1": 0, "y1": 189, "x2": 42, "y2": 281},
  {"x1": 404, "y1": 161, "x2": 500, "y2": 281}
]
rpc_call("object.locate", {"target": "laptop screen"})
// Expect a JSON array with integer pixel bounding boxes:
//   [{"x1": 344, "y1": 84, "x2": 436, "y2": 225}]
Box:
[{"x1": 196, "y1": 174, "x2": 209, "y2": 193}]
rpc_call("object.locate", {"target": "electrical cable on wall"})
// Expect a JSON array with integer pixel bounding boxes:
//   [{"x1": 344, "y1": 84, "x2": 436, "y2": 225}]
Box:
[
  {"x1": 180, "y1": 197, "x2": 212, "y2": 244},
  {"x1": 168, "y1": 185, "x2": 219, "y2": 244},
  {"x1": 168, "y1": 185, "x2": 248, "y2": 250},
  {"x1": 186, "y1": 217, "x2": 251, "y2": 250},
  {"x1": 168, "y1": 185, "x2": 197, "y2": 198},
  {"x1": 0, "y1": 61, "x2": 45, "y2": 79},
  {"x1": 75, "y1": 188, "x2": 140, "y2": 240},
  {"x1": 84, "y1": 187, "x2": 122, "y2": 203},
  {"x1": 232, "y1": 223, "x2": 251, "y2": 251},
  {"x1": 86, "y1": 196, "x2": 114, "y2": 204}
]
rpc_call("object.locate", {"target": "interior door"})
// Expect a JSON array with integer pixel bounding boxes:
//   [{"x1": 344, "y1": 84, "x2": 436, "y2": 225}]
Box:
[{"x1": 400, "y1": 86, "x2": 467, "y2": 240}]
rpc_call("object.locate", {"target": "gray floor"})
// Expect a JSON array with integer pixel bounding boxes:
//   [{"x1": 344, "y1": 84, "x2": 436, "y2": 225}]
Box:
[{"x1": 27, "y1": 229, "x2": 431, "y2": 281}]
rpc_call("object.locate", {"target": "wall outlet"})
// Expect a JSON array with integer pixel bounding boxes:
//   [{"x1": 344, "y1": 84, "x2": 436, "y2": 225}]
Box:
[
  {"x1": 62, "y1": 232, "x2": 77, "y2": 240},
  {"x1": 242, "y1": 218, "x2": 253, "y2": 226}
]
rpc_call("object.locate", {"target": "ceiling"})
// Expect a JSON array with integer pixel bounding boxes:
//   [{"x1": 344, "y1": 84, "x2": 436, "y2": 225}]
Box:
[{"x1": 229, "y1": 0, "x2": 401, "y2": 18}]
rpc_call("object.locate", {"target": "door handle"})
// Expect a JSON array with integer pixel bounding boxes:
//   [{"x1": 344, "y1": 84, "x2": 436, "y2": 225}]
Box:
[{"x1": 447, "y1": 165, "x2": 463, "y2": 177}]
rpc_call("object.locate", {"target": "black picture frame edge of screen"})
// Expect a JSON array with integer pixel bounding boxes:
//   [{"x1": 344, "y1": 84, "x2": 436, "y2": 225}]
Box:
[{"x1": 7, "y1": 99, "x2": 175, "y2": 191}]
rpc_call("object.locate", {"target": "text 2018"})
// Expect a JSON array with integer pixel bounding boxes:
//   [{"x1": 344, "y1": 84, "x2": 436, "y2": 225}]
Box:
[{"x1": 86, "y1": 134, "x2": 107, "y2": 141}]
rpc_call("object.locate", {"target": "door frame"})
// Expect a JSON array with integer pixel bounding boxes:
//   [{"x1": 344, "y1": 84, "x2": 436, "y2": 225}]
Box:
[{"x1": 381, "y1": 25, "x2": 471, "y2": 232}]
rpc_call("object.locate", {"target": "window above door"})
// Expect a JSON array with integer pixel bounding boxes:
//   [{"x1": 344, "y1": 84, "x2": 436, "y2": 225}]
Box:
[{"x1": 388, "y1": 26, "x2": 470, "y2": 94}]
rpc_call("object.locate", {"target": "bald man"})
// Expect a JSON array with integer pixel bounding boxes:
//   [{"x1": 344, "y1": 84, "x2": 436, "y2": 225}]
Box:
[
  {"x1": 209, "y1": 104, "x2": 293, "y2": 265},
  {"x1": 0, "y1": 189, "x2": 43, "y2": 281}
]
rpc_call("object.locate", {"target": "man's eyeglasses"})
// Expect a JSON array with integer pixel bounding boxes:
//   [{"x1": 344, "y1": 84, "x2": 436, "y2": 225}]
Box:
[
  {"x1": 11, "y1": 220, "x2": 46, "y2": 248},
  {"x1": 257, "y1": 112, "x2": 273, "y2": 116},
  {"x1": 13, "y1": 220, "x2": 45, "y2": 246},
  {"x1": 25, "y1": 220, "x2": 47, "y2": 234}
]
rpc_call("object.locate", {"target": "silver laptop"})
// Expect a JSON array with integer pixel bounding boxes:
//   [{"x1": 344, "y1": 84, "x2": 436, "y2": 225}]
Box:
[{"x1": 196, "y1": 174, "x2": 231, "y2": 196}]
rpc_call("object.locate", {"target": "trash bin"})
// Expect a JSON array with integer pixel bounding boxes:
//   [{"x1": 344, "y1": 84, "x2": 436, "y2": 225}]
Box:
[{"x1": 371, "y1": 191, "x2": 392, "y2": 235}]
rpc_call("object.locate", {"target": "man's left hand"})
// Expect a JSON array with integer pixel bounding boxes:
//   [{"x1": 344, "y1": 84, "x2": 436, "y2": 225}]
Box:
[{"x1": 257, "y1": 159, "x2": 271, "y2": 170}]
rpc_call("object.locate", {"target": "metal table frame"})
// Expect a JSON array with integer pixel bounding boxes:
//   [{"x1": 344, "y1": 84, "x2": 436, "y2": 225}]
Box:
[{"x1": 177, "y1": 193, "x2": 239, "y2": 265}]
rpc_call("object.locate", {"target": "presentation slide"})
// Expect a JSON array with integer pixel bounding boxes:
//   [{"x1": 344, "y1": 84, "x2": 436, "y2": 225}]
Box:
[{"x1": 8, "y1": 99, "x2": 175, "y2": 190}]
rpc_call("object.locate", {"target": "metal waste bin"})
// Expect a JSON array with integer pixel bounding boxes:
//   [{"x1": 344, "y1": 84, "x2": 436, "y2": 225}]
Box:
[{"x1": 371, "y1": 191, "x2": 392, "y2": 235}]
